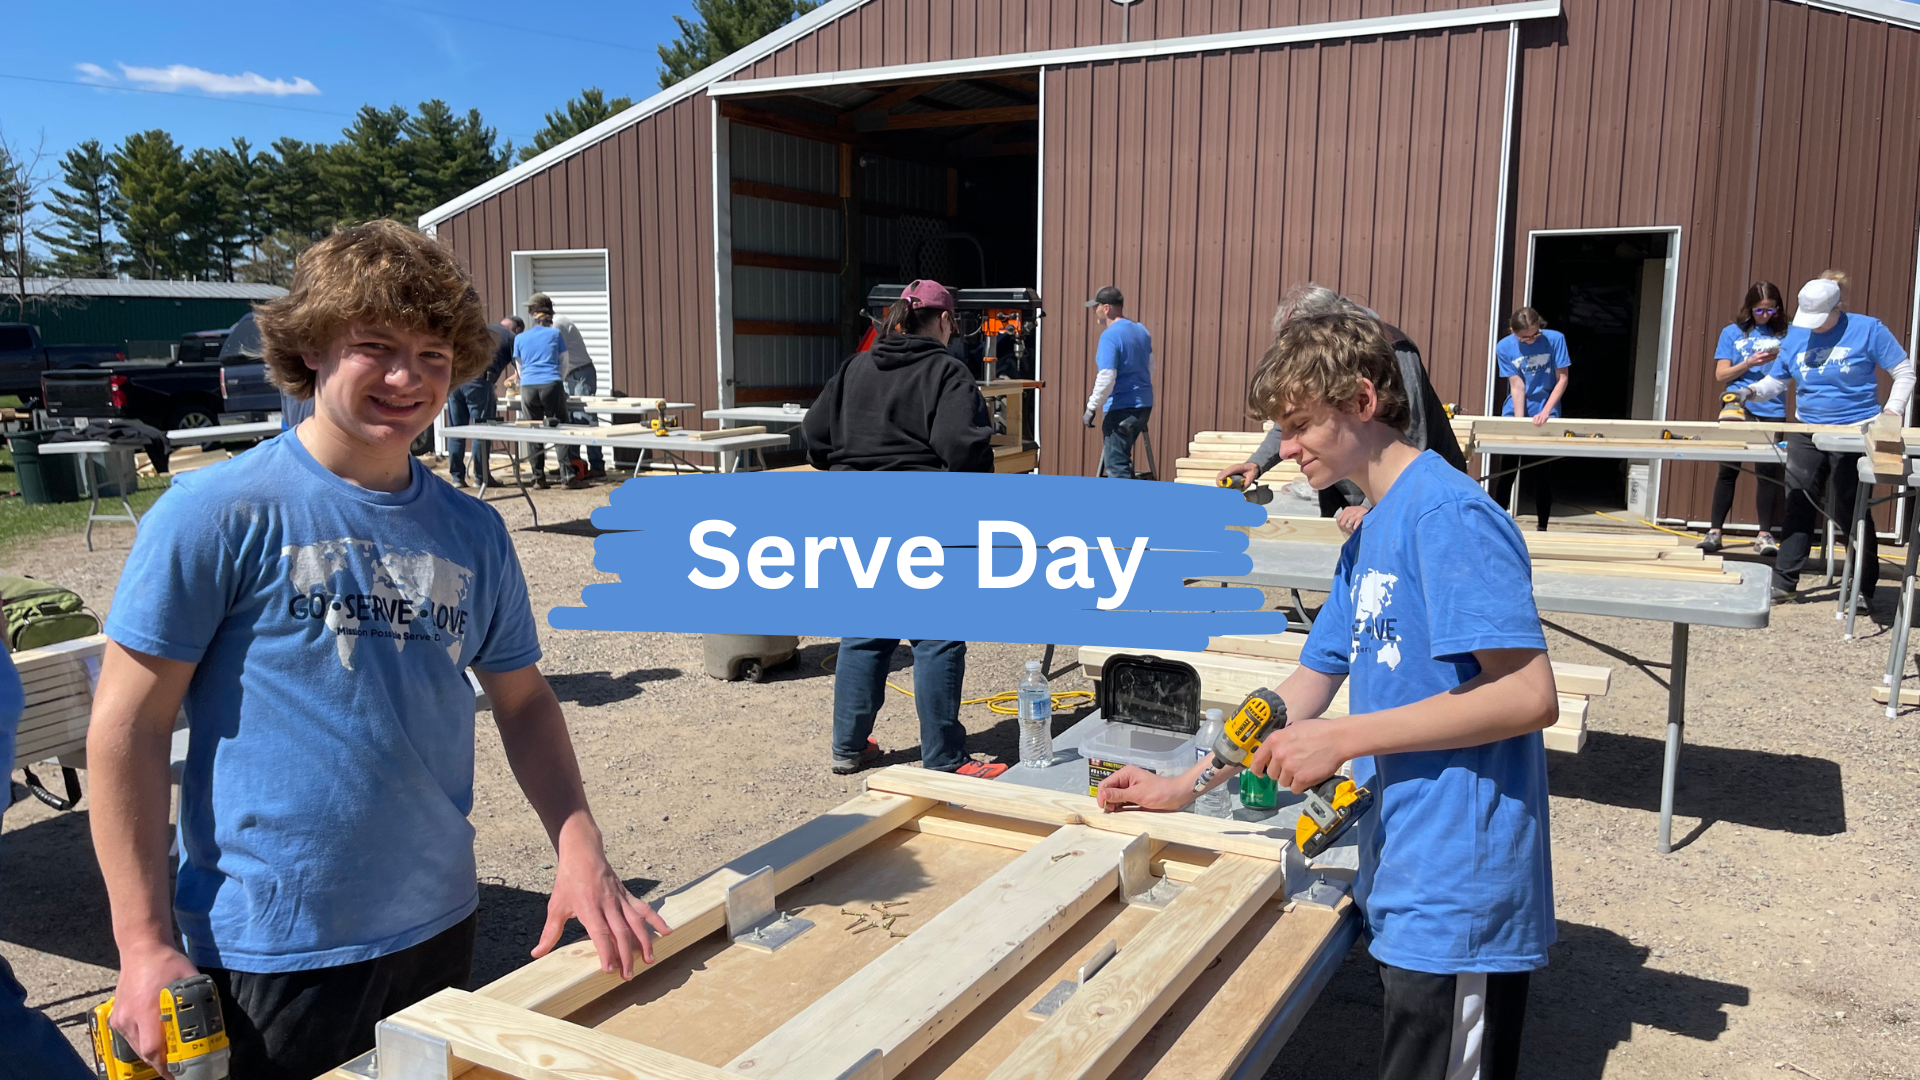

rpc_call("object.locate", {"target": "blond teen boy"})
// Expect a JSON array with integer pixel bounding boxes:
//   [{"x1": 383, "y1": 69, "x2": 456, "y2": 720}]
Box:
[
  {"x1": 1097, "y1": 310, "x2": 1559, "y2": 1080},
  {"x1": 87, "y1": 221, "x2": 668, "y2": 1078}
]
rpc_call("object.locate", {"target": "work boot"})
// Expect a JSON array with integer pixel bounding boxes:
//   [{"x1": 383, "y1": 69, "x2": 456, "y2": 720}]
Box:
[
  {"x1": 532, "y1": 475, "x2": 551, "y2": 490},
  {"x1": 564, "y1": 475, "x2": 591, "y2": 490},
  {"x1": 586, "y1": 466, "x2": 608, "y2": 480},
  {"x1": 831, "y1": 738, "x2": 883, "y2": 775},
  {"x1": 1770, "y1": 585, "x2": 1795, "y2": 603}
]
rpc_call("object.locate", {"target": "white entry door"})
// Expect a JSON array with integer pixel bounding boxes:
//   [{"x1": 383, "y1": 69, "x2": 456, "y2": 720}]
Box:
[{"x1": 517, "y1": 250, "x2": 612, "y2": 395}]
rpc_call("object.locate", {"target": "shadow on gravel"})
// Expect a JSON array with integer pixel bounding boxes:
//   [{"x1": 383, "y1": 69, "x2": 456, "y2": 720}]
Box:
[
  {"x1": 471, "y1": 876, "x2": 661, "y2": 990},
  {"x1": 0, "y1": 806, "x2": 114, "y2": 970},
  {"x1": 547, "y1": 668, "x2": 682, "y2": 706},
  {"x1": 526, "y1": 517, "x2": 618, "y2": 538},
  {"x1": 1548, "y1": 731, "x2": 1845, "y2": 839},
  {"x1": 1265, "y1": 921, "x2": 1748, "y2": 1080}
]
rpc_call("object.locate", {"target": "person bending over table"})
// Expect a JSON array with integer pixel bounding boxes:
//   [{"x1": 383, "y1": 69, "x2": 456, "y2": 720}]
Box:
[
  {"x1": 1699, "y1": 281, "x2": 1789, "y2": 555},
  {"x1": 1735, "y1": 275, "x2": 1913, "y2": 607},
  {"x1": 1489, "y1": 307, "x2": 1571, "y2": 532}
]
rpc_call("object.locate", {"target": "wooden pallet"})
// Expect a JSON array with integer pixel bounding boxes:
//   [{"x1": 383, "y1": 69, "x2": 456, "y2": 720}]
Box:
[
  {"x1": 1075, "y1": 644, "x2": 1600, "y2": 753},
  {"x1": 318, "y1": 767, "x2": 1353, "y2": 1080}
]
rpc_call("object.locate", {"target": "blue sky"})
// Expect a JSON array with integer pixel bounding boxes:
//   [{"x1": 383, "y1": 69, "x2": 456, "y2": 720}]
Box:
[{"x1": 4, "y1": 0, "x2": 695, "y2": 167}]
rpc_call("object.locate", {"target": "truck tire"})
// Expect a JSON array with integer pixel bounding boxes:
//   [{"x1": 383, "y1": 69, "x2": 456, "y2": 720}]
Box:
[
  {"x1": 169, "y1": 404, "x2": 219, "y2": 431},
  {"x1": 410, "y1": 428, "x2": 434, "y2": 456}
]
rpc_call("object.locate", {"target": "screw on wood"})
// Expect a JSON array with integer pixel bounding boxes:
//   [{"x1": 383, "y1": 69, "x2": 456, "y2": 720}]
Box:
[
  {"x1": 877, "y1": 900, "x2": 910, "y2": 908},
  {"x1": 888, "y1": 931, "x2": 907, "y2": 938},
  {"x1": 1050, "y1": 850, "x2": 1085, "y2": 863},
  {"x1": 851, "y1": 922, "x2": 878, "y2": 934},
  {"x1": 844, "y1": 917, "x2": 868, "y2": 931}
]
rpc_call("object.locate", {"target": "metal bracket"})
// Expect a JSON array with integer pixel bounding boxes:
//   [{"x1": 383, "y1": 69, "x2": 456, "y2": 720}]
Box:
[
  {"x1": 1028, "y1": 938, "x2": 1119, "y2": 1018},
  {"x1": 1118, "y1": 833, "x2": 1184, "y2": 909},
  {"x1": 337, "y1": 1021, "x2": 452, "y2": 1079},
  {"x1": 1292, "y1": 876, "x2": 1351, "y2": 911},
  {"x1": 727, "y1": 864, "x2": 814, "y2": 952}
]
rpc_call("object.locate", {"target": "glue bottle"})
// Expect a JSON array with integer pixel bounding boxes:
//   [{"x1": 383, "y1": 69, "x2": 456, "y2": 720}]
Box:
[
  {"x1": 1016, "y1": 660, "x2": 1052, "y2": 767},
  {"x1": 1191, "y1": 709, "x2": 1231, "y2": 818}
]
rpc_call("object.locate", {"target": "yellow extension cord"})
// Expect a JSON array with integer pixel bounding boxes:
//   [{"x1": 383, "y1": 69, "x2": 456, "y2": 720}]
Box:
[{"x1": 819, "y1": 653, "x2": 1094, "y2": 715}]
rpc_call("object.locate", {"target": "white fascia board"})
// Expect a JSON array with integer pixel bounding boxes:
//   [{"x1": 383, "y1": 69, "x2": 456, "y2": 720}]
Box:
[
  {"x1": 417, "y1": 0, "x2": 877, "y2": 228},
  {"x1": 709, "y1": 0, "x2": 1561, "y2": 98},
  {"x1": 1791, "y1": 0, "x2": 1920, "y2": 32}
]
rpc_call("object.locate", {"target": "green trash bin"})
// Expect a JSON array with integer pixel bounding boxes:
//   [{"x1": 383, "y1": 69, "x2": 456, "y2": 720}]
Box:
[{"x1": 9, "y1": 430, "x2": 83, "y2": 505}]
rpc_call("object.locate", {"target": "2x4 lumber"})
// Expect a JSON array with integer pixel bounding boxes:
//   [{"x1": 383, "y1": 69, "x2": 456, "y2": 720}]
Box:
[
  {"x1": 383, "y1": 988, "x2": 731, "y2": 1080},
  {"x1": 898, "y1": 807, "x2": 1219, "y2": 884},
  {"x1": 863, "y1": 765, "x2": 1294, "y2": 862},
  {"x1": 1529, "y1": 559, "x2": 1735, "y2": 583},
  {"x1": 475, "y1": 790, "x2": 934, "y2": 1019},
  {"x1": 684, "y1": 426, "x2": 765, "y2": 441},
  {"x1": 983, "y1": 854, "x2": 1285, "y2": 1080},
  {"x1": 725, "y1": 825, "x2": 1134, "y2": 1080},
  {"x1": 10, "y1": 634, "x2": 105, "y2": 674},
  {"x1": 1870, "y1": 684, "x2": 1920, "y2": 706}
]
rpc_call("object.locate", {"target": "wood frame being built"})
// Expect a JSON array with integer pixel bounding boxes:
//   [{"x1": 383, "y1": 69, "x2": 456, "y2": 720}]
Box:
[{"x1": 320, "y1": 766, "x2": 1354, "y2": 1080}]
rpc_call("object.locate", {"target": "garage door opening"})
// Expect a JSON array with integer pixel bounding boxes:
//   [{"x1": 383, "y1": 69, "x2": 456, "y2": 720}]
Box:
[
  {"x1": 1520, "y1": 229, "x2": 1677, "y2": 514},
  {"x1": 716, "y1": 76, "x2": 1041, "y2": 461}
]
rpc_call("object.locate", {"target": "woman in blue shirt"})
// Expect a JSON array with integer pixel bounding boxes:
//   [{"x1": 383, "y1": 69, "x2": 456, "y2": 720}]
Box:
[
  {"x1": 1738, "y1": 275, "x2": 1914, "y2": 605},
  {"x1": 1490, "y1": 307, "x2": 1572, "y2": 531},
  {"x1": 1699, "y1": 282, "x2": 1790, "y2": 555}
]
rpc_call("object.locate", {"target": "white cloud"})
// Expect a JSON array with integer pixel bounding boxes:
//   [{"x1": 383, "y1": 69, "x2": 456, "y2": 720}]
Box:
[{"x1": 76, "y1": 62, "x2": 320, "y2": 97}]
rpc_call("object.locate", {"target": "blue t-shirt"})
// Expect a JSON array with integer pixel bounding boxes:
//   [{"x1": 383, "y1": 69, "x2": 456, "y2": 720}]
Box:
[
  {"x1": 513, "y1": 325, "x2": 568, "y2": 386},
  {"x1": 1299, "y1": 451, "x2": 1555, "y2": 973},
  {"x1": 1097, "y1": 318, "x2": 1153, "y2": 411},
  {"x1": 1715, "y1": 323, "x2": 1788, "y2": 421},
  {"x1": 1763, "y1": 313, "x2": 1907, "y2": 426},
  {"x1": 0, "y1": 648, "x2": 19, "y2": 808},
  {"x1": 1495, "y1": 329, "x2": 1571, "y2": 418},
  {"x1": 103, "y1": 432, "x2": 543, "y2": 972}
]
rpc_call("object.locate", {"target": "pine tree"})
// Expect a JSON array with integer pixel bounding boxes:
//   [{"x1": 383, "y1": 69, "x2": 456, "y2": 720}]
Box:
[
  {"x1": 111, "y1": 129, "x2": 190, "y2": 279},
  {"x1": 324, "y1": 105, "x2": 414, "y2": 223},
  {"x1": 657, "y1": 0, "x2": 818, "y2": 88},
  {"x1": 37, "y1": 140, "x2": 120, "y2": 278},
  {"x1": 262, "y1": 138, "x2": 336, "y2": 242},
  {"x1": 182, "y1": 147, "x2": 251, "y2": 281},
  {"x1": 520, "y1": 88, "x2": 632, "y2": 163},
  {"x1": 406, "y1": 100, "x2": 509, "y2": 217},
  {"x1": 0, "y1": 142, "x2": 35, "y2": 288}
]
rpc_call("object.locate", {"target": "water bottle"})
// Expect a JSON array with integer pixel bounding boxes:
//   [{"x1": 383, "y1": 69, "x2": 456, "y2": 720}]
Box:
[
  {"x1": 1192, "y1": 709, "x2": 1231, "y2": 818},
  {"x1": 1016, "y1": 660, "x2": 1053, "y2": 767}
]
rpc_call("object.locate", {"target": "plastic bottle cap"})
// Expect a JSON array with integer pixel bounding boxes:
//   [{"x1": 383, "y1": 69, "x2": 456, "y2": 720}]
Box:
[
  {"x1": 1026, "y1": 660, "x2": 1041, "y2": 671},
  {"x1": 1204, "y1": 708, "x2": 1223, "y2": 721}
]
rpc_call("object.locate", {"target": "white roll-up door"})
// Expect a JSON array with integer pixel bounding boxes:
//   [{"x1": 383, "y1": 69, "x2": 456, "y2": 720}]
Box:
[{"x1": 529, "y1": 253, "x2": 612, "y2": 395}]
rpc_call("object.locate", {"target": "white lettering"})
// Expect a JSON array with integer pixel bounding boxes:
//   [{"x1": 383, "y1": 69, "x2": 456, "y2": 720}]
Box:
[
  {"x1": 1044, "y1": 536, "x2": 1095, "y2": 589},
  {"x1": 688, "y1": 520, "x2": 739, "y2": 589},
  {"x1": 897, "y1": 536, "x2": 945, "y2": 589},
  {"x1": 748, "y1": 536, "x2": 795, "y2": 589},
  {"x1": 1096, "y1": 536, "x2": 1149, "y2": 610},
  {"x1": 978, "y1": 520, "x2": 1037, "y2": 589},
  {"x1": 804, "y1": 535, "x2": 838, "y2": 588},
  {"x1": 840, "y1": 536, "x2": 893, "y2": 588}
]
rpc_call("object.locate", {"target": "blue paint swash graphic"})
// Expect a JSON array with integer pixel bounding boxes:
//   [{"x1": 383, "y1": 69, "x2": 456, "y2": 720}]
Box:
[{"x1": 551, "y1": 472, "x2": 1287, "y2": 650}]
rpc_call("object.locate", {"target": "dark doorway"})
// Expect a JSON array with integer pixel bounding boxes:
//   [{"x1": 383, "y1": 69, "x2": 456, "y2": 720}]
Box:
[{"x1": 1521, "y1": 231, "x2": 1673, "y2": 512}]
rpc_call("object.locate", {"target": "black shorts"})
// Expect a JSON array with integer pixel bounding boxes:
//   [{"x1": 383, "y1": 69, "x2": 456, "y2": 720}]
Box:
[
  {"x1": 1378, "y1": 962, "x2": 1532, "y2": 1080},
  {"x1": 204, "y1": 912, "x2": 476, "y2": 1080}
]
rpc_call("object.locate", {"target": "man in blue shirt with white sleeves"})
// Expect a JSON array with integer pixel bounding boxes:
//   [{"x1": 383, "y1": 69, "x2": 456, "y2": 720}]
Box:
[{"x1": 1082, "y1": 286, "x2": 1154, "y2": 479}]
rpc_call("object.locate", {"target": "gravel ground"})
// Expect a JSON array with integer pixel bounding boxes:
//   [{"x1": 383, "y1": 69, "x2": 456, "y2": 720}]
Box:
[{"x1": 2, "y1": 465, "x2": 1915, "y2": 1078}]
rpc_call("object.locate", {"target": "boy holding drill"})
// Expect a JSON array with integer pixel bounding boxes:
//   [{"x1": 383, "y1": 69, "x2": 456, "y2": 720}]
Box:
[
  {"x1": 1097, "y1": 310, "x2": 1559, "y2": 1079},
  {"x1": 88, "y1": 221, "x2": 667, "y2": 1078}
]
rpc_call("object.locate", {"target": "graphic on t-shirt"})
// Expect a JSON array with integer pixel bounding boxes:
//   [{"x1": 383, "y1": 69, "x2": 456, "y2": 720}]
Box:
[
  {"x1": 1741, "y1": 334, "x2": 1782, "y2": 359},
  {"x1": 1796, "y1": 345, "x2": 1857, "y2": 377},
  {"x1": 1351, "y1": 568, "x2": 1402, "y2": 670},
  {"x1": 282, "y1": 538, "x2": 475, "y2": 668}
]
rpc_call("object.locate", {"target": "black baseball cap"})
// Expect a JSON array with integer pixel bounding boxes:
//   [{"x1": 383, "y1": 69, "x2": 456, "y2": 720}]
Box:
[{"x1": 1085, "y1": 286, "x2": 1124, "y2": 308}]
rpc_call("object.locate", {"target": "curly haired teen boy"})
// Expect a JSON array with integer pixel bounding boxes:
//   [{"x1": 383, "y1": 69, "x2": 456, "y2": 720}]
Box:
[
  {"x1": 87, "y1": 220, "x2": 668, "y2": 1078},
  {"x1": 1098, "y1": 310, "x2": 1559, "y2": 1080}
]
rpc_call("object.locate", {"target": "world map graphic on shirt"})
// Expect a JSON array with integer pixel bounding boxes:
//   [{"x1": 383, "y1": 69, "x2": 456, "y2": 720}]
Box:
[
  {"x1": 1351, "y1": 568, "x2": 1402, "y2": 670},
  {"x1": 282, "y1": 538, "x2": 476, "y2": 668}
]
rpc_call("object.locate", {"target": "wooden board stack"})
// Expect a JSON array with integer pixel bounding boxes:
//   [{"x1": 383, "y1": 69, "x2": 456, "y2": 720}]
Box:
[
  {"x1": 1076, "y1": 640, "x2": 1607, "y2": 753},
  {"x1": 318, "y1": 767, "x2": 1353, "y2": 1080},
  {"x1": 1236, "y1": 515, "x2": 1738, "y2": 585},
  {"x1": 1171, "y1": 430, "x2": 1301, "y2": 495}
]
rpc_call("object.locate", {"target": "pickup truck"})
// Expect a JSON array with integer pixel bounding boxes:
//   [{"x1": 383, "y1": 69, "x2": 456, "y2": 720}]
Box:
[
  {"x1": 0, "y1": 323, "x2": 126, "y2": 405},
  {"x1": 41, "y1": 321, "x2": 273, "y2": 432},
  {"x1": 214, "y1": 313, "x2": 280, "y2": 416}
]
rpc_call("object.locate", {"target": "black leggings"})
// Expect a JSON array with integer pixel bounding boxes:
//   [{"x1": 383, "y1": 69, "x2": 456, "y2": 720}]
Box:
[
  {"x1": 1774, "y1": 433, "x2": 1877, "y2": 596},
  {"x1": 1490, "y1": 456, "x2": 1554, "y2": 530},
  {"x1": 1709, "y1": 459, "x2": 1786, "y2": 533}
]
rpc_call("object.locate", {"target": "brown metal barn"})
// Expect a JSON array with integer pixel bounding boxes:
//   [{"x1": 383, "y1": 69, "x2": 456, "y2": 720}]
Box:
[{"x1": 420, "y1": 0, "x2": 1920, "y2": 528}]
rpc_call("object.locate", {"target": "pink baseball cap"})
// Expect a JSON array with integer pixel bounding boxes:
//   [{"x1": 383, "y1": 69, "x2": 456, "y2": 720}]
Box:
[{"x1": 902, "y1": 279, "x2": 955, "y2": 313}]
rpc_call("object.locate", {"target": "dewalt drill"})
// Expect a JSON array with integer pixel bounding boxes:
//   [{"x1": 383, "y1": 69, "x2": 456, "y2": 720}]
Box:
[
  {"x1": 90, "y1": 974, "x2": 230, "y2": 1080},
  {"x1": 1194, "y1": 687, "x2": 1374, "y2": 858}
]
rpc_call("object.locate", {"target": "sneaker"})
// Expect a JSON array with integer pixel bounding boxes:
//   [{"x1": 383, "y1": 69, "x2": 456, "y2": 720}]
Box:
[
  {"x1": 563, "y1": 476, "x2": 591, "y2": 490},
  {"x1": 1696, "y1": 530, "x2": 1722, "y2": 552},
  {"x1": 1770, "y1": 585, "x2": 1795, "y2": 603},
  {"x1": 532, "y1": 476, "x2": 551, "y2": 490},
  {"x1": 953, "y1": 760, "x2": 1009, "y2": 780},
  {"x1": 830, "y1": 738, "x2": 882, "y2": 775},
  {"x1": 451, "y1": 475, "x2": 469, "y2": 489},
  {"x1": 1753, "y1": 532, "x2": 1779, "y2": 557},
  {"x1": 1854, "y1": 593, "x2": 1874, "y2": 615}
]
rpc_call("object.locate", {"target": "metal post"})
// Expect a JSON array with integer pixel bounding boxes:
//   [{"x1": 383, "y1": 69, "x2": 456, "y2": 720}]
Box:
[
  {"x1": 1845, "y1": 476, "x2": 1872, "y2": 636},
  {"x1": 1658, "y1": 622, "x2": 1690, "y2": 854},
  {"x1": 1886, "y1": 497, "x2": 1920, "y2": 714}
]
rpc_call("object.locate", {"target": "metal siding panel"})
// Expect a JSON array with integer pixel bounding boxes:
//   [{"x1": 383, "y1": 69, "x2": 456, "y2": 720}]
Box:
[
  {"x1": 1870, "y1": 27, "x2": 1920, "y2": 348},
  {"x1": 1190, "y1": 50, "x2": 1235, "y2": 461},
  {"x1": 906, "y1": 0, "x2": 930, "y2": 65},
  {"x1": 1791, "y1": 8, "x2": 1849, "y2": 274},
  {"x1": 1311, "y1": 39, "x2": 1352, "y2": 284},
  {"x1": 1510, "y1": 19, "x2": 1557, "y2": 311},
  {"x1": 1138, "y1": 55, "x2": 1180, "y2": 464},
  {"x1": 1547, "y1": 0, "x2": 1599, "y2": 228},
  {"x1": 1282, "y1": 41, "x2": 1320, "y2": 288},
  {"x1": 1220, "y1": 45, "x2": 1265, "y2": 429},
  {"x1": 601, "y1": 130, "x2": 626, "y2": 394},
  {"x1": 1580, "y1": 0, "x2": 1634, "y2": 227},
  {"x1": 1039, "y1": 65, "x2": 1069, "y2": 473},
  {"x1": 1454, "y1": 24, "x2": 1509, "y2": 406},
  {"x1": 1248, "y1": 43, "x2": 1294, "y2": 359},
  {"x1": 1752, "y1": 1, "x2": 1808, "y2": 283},
  {"x1": 1113, "y1": 58, "x2": 1149, "y2": 314},
  {"x1": 1061, "y1": 63, "x2": 1096, "y2": 476},
  {"x1": 885, "y1": 0, "x2": 908, "y2": 66},
  {"x1": 1341, "y1": 35, "x2": 1384, "y2": 316},
  {"x1": 583, "y1": 142, "x2": 606, "y2": 248},
  {"x1": 730, "y1": 125, "x2": 838, "y2": 193},
  {"x1": 1088, "y1": 61, "x2": 1121, "y2": 300},
  {"x1": 950, "y1": 0, "x2": 974, "y2": 61},
  {"x1": 1619, "y1": 0, "x2": 1674, "y2": 226},
  {"x1": 1372, "y1": 32, "x2": 1415, "y2": 327},
  {"x1": 730, "y1": 267, "x2": 840, "y2": 321},
  {"x1": 1428, "y1": 29, "x2": 1484, "y2": 392},
  {"x1": 732, "y1": 196, "x2": 843, "y2": 259},
  {"x1": 638, "y1": 116, "x2": 668, "y2": 396},
  {"x1": 1161, "y1": 52, "x2": 1206, "y2": 464},
  {"x1": 677, "y1": 100, "x2": 706, "y2": 407},
  {"x1": 1834, "y1": 18, "x2": 1889, "y2": 310},
  {"x1": 1400, "y1": 30, "x2": 1449, "y2": 354}
]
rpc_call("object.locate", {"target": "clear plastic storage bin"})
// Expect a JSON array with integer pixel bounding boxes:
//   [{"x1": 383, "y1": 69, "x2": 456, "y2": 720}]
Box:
[{"x1": 1079, "y1": 718, "x2": 1197, "y2": 796}]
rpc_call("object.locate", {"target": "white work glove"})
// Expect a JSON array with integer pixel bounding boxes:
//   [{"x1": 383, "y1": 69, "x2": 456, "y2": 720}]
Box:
[{"x1": 1083, "y1": 407, "x2": 1097, "y2": 428}]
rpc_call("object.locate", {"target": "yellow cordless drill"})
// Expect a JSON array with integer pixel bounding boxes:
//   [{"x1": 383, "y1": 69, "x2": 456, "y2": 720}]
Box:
[
  {"x1": 1194, "y1": 687, "x2": 1374, "y2": 858},
  {"x1": 648, "y1": 397, "x2": 681, "y2": 437},
  {"x1": 89, "y1": 974, "x2": 230, "y2": 1080}
]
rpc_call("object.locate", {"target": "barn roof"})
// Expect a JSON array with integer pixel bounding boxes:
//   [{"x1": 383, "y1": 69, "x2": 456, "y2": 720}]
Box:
[
  {"x1": 418, "y1": 0, "x2": 1919, "y2": 230},
  {"x1": 18, "y1": 279, "x2": 288, "y2": 300}
]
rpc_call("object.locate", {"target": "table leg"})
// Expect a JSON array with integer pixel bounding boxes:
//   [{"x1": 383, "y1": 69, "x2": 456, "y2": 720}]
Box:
[
  {"x1": 1659, "y1": 622, "x2": 1690, "y2": 855},
  {"x1": 1885, "y1": 510, "x2": 1920, "y2": 714},
  {"x1": 508, "y1": 442, "x2": 539, "y2": 528},
  {"x1": 1824, "y1": 519, "x2": 1836, "y2": 586},
  {"x1": 1844, "y1": 476, "x2": 1871, "y2": 635}
]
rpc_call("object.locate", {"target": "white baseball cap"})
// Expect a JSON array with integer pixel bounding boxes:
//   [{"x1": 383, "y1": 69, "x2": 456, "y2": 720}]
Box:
[{"x1": 1792, "y1": 278, "x2": 1842, "y2": 329}]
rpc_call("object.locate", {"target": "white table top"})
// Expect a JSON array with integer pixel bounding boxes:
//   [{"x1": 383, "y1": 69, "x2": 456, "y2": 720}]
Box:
[
  {"x1": 704, "y1": 406, "x2": 809, "y2": 424},
  {"x1": 1473, "y1": 438, "x2": 1788, "y2": 464},
  {"x1": 167, "y1": 420, "x2": 284, "y2": 444},
  {"x1": 441, "y1": 422, "x2": 789, "y2": 454}
]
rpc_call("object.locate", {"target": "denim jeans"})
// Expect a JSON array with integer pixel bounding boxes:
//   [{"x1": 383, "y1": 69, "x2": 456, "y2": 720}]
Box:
[
  {"x1": 445, "y1": 381, "x2": 496, "y2": 482},
  {"x1": 832, "y1": 638, "x2": 969, "y2": 772},
  {"x1": 1101, "y1": 406, "x2": 1151, "y2": 479},
  {"x1": 562, "y1": 366, "x2": 604, "y2": 471},
  {"x1": 0, "y1": 954, "x2": 91, "y2": 1080}
]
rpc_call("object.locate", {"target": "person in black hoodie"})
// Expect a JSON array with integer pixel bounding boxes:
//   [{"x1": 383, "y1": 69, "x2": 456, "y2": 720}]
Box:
[{"x1": 804, "y1": 279, "x2": 1005, "y2": 778}]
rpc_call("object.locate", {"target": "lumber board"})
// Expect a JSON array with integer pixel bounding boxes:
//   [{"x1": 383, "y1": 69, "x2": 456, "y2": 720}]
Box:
[
  {"x1": 1871, "y1": 685, "x2": 1920, "y2": 706},
  {"x1": 724, "y1": 825, "x2": 1133, "y2": 1080},
  {"x1": 22, "y1": 670, "x2": 92, "y2": 708},
  {"x1": 1473, "y1": 433, "x2": 1759, "y2": 451},
  {"x1": 10, "y1": 634, "x2": 106, "y2": 674},
  {"x1": 384, "y1": 988, "x2": 731, "y2": 1080},
  {"x1": 686, "y1": 426, "x2": 765, "y2": 441},
  {"x1": 863, "y1": 766, "x2": 1295, "y2": 862},
  {"x1": 1204, "y1": 633, "x2": 1308, "y2": 664},
  {"x1": 1529, "y1": 559, "x2": 1735, "y2": 583},
  {"x1": 983, "y1": 854, "x2": 1285, "y2": 1080},
  {"x1": 475, "y1": 790, "x2": 934, "y2": 1019},
  {"x1": 898, "y1": 807, "x2": 1218, "y2": 886}
]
